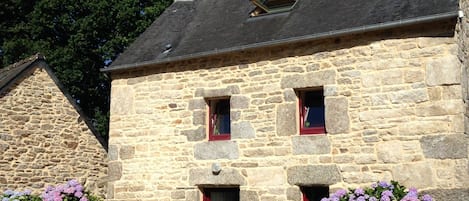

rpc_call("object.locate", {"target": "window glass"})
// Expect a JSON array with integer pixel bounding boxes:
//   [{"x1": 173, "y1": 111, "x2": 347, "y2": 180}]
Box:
[
  {"x1": 209, "y1": 98, "x2": 230, "y2": 140},
  {"x1": 299, "y1": 89, "x2": 325, "y2": 134},
  {"x1": 203, "y1": 188, "x2": 239, "y2": 201},
  {"x1": 302, "y1": 186, "x2": 329, "y2": 201},
  {"x1": 302, "y1": 91, "x2": 325, "y2": 128}
]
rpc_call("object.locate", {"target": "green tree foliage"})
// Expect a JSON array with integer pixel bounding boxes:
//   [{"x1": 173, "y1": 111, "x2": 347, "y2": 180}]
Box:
[{"x1": 0, "y1": 0, "x2": 173, "y2": 138}]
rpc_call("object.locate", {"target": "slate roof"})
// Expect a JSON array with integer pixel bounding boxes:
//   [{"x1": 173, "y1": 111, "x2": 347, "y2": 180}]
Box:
[
  {"x1": 0, "y1": 54, "x2": 108, "y2": 150},
  {"x1": 104, "y1": 0, "x2": 459, "y2": 72},
  {"x1": 0, "y1": 54, "x2": 46, "y2": 92}
]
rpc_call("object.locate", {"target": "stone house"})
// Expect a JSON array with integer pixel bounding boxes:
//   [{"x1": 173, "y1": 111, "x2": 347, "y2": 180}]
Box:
[
  {"x1": 102, "y1": 0, "x2": 469, "y2": 200},
  {"x1": 0, "y1": 54, "x2": 108, "y2": 194}
]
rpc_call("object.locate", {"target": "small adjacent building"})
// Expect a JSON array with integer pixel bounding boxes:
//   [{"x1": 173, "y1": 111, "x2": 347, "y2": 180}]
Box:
[
  {"x1": 103, "y1": 0, "x2": 469, "y2": 200},
  {"x1": 0, "y1": 54, "x2": 108, "y2": 194}
]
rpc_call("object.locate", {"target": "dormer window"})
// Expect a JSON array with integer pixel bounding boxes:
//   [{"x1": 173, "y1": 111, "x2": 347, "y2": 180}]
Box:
[{"x1": 250, "y1": 0, "x2": 297, "y2": 17}]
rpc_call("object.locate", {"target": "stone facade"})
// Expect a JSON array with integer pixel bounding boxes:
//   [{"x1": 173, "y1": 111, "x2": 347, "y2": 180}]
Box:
[
  {"x1": 107, "y1": 17, "x2": 469, "y2": 201},
  {"x1": 0, "y1": 60, "x2": 108, "y2": 195}
]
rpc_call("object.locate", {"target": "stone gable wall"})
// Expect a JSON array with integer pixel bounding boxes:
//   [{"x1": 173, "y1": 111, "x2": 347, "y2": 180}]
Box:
[
  {"x1": 0, "y1": 66, "x2": 108, "y2": 195},
  {"x1": 108, "y1": 21, "x2": 468, "y2": 201}
]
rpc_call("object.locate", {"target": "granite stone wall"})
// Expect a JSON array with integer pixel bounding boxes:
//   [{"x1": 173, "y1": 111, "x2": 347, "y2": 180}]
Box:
[
  {"x1": 0, "y1": 66, "x2": 108, "y2": 195},
  {"x1": 108, "y1": 21, "x2": 468, "y2": 201}
]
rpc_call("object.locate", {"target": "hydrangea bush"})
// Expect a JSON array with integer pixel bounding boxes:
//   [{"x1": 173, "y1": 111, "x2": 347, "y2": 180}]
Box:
[
  {"x1": 321, "y1": 181, "x2": 433, "y2": 201},
  {"x1": 1, "y1": 190, "x2": 41, "y2": 201},
  {"x1": 1, "y1": 180, "x2": 102, "y2": 201}
]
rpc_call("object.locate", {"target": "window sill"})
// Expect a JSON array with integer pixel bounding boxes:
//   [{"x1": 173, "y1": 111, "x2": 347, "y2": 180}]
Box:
[{"x1": 300, "y1": 127, "x2": 326, "y2": 135}]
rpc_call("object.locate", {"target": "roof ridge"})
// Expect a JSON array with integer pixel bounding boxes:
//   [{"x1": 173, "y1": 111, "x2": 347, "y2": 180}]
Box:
[{"x1": 3, "y1": 53, "x2": 45, "y2": 70}]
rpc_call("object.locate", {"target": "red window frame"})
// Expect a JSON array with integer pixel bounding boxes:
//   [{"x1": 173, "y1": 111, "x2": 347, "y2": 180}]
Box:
[
  {"x1": 301, "y1": 186, "x2": 329, "y2": 201},
  {"x1": 298, "y1": 89, "x2": 326, "y2": 135},
  {"x1": 208, "y1": 98, "x2": 231, "y2": 141},
  {"x1": 202, "y1": 187, "x2": 239, "y2": 201}
]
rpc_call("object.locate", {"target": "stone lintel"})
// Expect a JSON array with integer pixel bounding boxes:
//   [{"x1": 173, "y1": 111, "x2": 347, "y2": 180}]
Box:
[
  {"x1": 420, "y1": 134, "x2": 468, "y2": 159},
  {"x1": 292, "y1": 135, "x2": 331, "y2": 155},
  {"x1": 194, "y1": 141, "x2": 239, "y2": 160},
  {"x1": 287, "y1": 165, "x2": 341, "y2": 185},
  {"x1": 281, "y1": 70, "x2": 336, "y2": 89},
  {"x1": 195, "y1": 86, "x2": 240, "y2": 98},
  {"x1": 189, "y1": 168, "x2": 246, "y2": 186}
]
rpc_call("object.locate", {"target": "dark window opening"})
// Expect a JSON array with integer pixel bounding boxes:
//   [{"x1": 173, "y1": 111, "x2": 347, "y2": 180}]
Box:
[
  {"x1": 298, "y1": 89, "x2": 325, "y2": 135},
  {"x1": 203, "y1": 188, "x2": 239, "y2": 201},
  {"x1": 250, "y1": 0, "x2": 297, "y2": 17},
  {"x1": 301, "y1": 186, "x2": 329, "y2": 201},
  {"x1": 209, "y1": 98, "x2": 231, "y2": 141}
]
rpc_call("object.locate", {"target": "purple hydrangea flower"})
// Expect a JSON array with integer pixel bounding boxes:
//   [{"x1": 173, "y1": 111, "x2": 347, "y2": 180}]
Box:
[
  {"x1": 354, "y1": 188, "x2": 365, "y2": 196},
  {"x1": 379, "y1": 181, "x2": 390, "y2": 188},
  {"x1": 74, "y1": 191, "x2": 83, "y2": 198},
  {"x1": 3, "y1": 190, "x2": 14, "y2": 196},
  {"x1": 422, "y1": 194, "x2": 433, "y2": 201},
  {"x1": 381, "y1": 190, "x2": 393, "y2": 197},
  {"x1": 356, "y1": 196, "x2": 366, "y2": 201},
  {"x1": 333, "y1": 189, "x2": 347, "y2": 198}
]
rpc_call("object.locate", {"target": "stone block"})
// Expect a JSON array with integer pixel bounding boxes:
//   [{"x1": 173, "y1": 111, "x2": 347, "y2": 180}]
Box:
[
  {"x1": 323, "y1": 85, "x2": 338, "y2": 96},
  {"x1": 246, "y1": 167, "x2": 286, "y2": 186},
  {"x1": 286, "y1": 187, "x2": 301, "y2": 201},
  {"x1": 231, "y1": 96, "x2": 249, "y2": 109},
  {"x1": 240, "y1": 190, "x2": 259, "y2": 201},
  {"x1": 420, "y1": 134, "x2": 467, "y2": 159},
  {"x1": 194, "y1": 141, "x2": 239, "y2": 160},
  {"x1": 110, "y1": 86, "x2": 134, "y2": 115},
  {"x1": 325, "y1": 97, "x2": 350, "y2": 134},
  {"x1": 392, "y1": 162, "x2": 433, "y2": 189},
  {"x1": 108, "y1": 162, "x2": 122, "y2": 181},
  {"x1": 193, "y1": 110, "x2": 206, "y2": 125},
  {"x1": 362, "y1": 73, "x2": 381, "y2": 88},
  {"x1": 381, "y1": 70, "x2": 402, "y2": 85},
  {"x1": 276, "y1": 103, "x2": 297, "y2": 136},
  {"x1": 422, "y1": 188, "x2": 469, "y2": 201},
  {"x1": 188, "y1": 98, "x2": 207, "y2": 110},
  {"x1": 181, "y1": 126, "x2": 206, "y2": 141},
  {"x1": 185, "y1": 190, "x2": 200, "y2": 201},
  {"x1": 189, "y1": 168, "x2": 245, "y2": 185},
  {"x1": 390, "y1": 89, "x2": 428, "y2": 104},
  {"x1": 108, "y1": 145, "x2": 118, "y2": 161},
  {"x1": 284, "y1": 88, "x2": 297, "y2": 102},
  {"x1": 292, "y1": 135, "x2": 331, "y2": 155},
  {"x1": 120, "y1": 145, "x2": 135, "y2": 160},
  {"x1": 376, "y1": 141, "x2": 403, "y2": 163},
  {"x1": 415, "y1": 100, "x2": 463, "y2": 117},
  {"x1": 171, "y1": 190, "x2": 186, "y2": 199},
  {"x1": 426, "y1": 55, "x2": 461, "y2": 86},
  {"x1": 232, "y1": 121, "x2": 255, "y2": 139},
  {"x1": 287, "y1": 165, "x2": 341, "y2": 185}
]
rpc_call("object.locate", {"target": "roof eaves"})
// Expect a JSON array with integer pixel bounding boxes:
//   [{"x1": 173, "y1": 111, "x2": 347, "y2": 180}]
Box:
[{"x1": 101, "y1": 11, "x2": 458, "y2": 73}]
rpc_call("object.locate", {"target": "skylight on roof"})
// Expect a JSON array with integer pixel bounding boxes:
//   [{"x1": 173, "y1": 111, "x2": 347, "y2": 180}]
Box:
[{"x1": 250, "y1": 0, "x2": 297, "y2": 17}]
